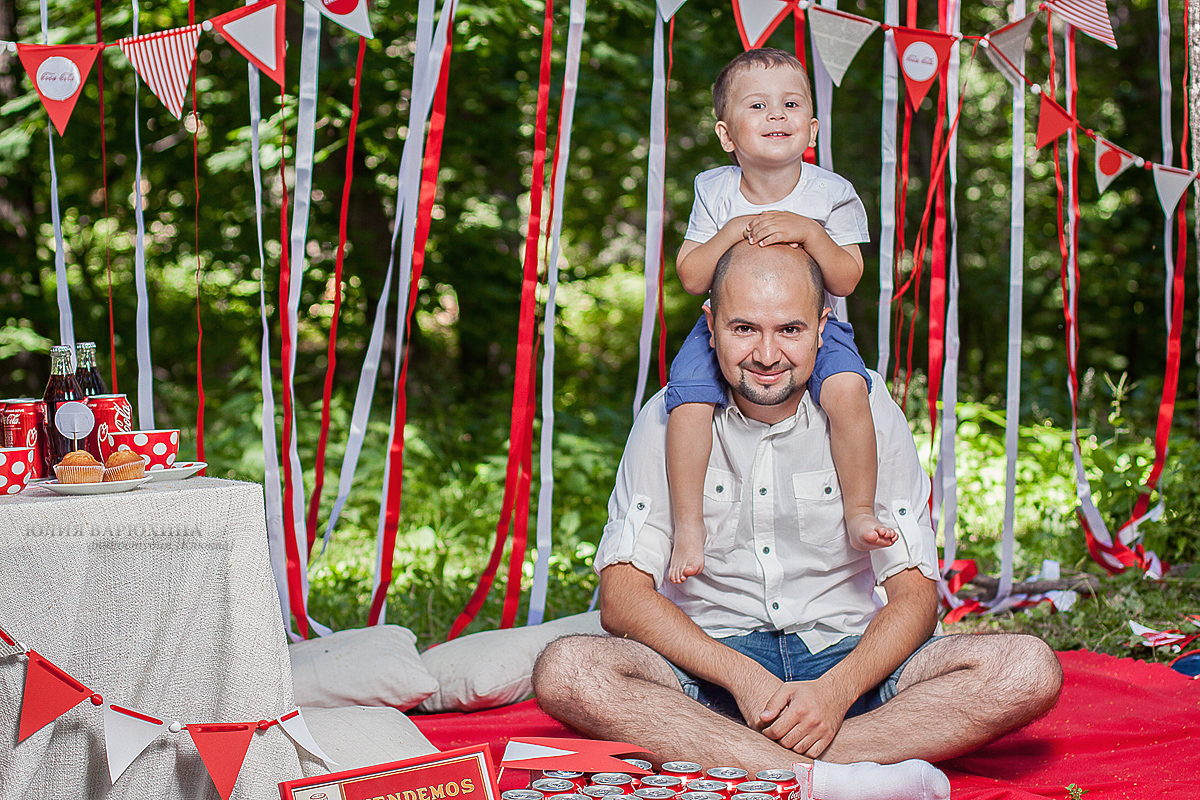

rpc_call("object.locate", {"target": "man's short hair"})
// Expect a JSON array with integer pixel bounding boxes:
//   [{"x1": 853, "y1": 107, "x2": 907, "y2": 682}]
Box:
[
  {"x1": 710, "y1": 242, "x2": 825, "y2": 319},
  {"x1": 713, "y1": 47, "x2": 813, "y2": 122}
]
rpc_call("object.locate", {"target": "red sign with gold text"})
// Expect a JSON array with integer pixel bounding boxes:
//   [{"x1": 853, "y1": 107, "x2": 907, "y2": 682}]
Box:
[{"x1": 279, "y1": 745, "x2": 500, "y2": 800}]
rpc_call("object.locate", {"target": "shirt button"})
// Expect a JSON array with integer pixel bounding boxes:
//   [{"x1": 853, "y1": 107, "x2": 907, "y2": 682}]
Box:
[
  {"x1": 759, "y1": 487, "x2": 767, "y2": 496},
  {"x1": 637, "y1": 502, "x2": 645, "y2": 510},
  {"x1": 899, "y1": 507, "x2": 907, "y2": 516},
  {"x1": 824, "y1": 486, "x2": 832, "y2": 495},
  {"x1": 716, "y1": 485, "x2": 724, "y2": 493},
  {"x1": 763, "y1": 546, "x2": 770, "y2": 554},
  {"x1": 772, "y1": 602, "x2": 779, "y2": 610}
]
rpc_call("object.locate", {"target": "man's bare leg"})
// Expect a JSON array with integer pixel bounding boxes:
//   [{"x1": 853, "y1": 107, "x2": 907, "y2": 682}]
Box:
[
  {"x1": 533, "y1": 635, "x2": 949, "y2": 800},
  {"x1": 821, "y1": 634, "x2": 1064, "y2": 765}
]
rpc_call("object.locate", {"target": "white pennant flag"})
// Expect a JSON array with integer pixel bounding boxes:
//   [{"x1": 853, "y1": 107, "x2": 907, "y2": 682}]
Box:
[
  {"x1": 1152, "y1": 164, "x2": 1196, "y2": 217},
  {"x1": 305, "y1": 0, "x2": 374, "y2": 39},
  {"x1": 732, "y1": 0, "x2": 790, "y2": 50},
  {"x1": 982, "y1": 12, "x2": 1039, "y2": 88},
  {"x1": 808, "y1": 6, "x2": 879, "y2": 87},
  {"x1": 117, "y1": 25, "x2": 202, "y2": 119},
  {"x1": 658, "y1": 0, "x2": 688, "y2": 22},
  {"x1": 277, "y1": 708, "x2": 339, "y2": 766},
  {"x1": 1043, "y1": 0, "x2": 1117, "y2": 49},
  {"x1": 1094, "y1": 138, "x2": 1136, "y2": 193},
  {"x1": 103, "y1": 703, "x2": 170, "y2": 784}
]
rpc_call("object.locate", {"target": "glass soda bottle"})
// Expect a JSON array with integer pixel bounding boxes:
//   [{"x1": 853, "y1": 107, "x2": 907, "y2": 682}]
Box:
[
  {"x1": 74, "y1": 341, "x2": 108, "y2": 396},
  {"x1": 42, "y1": 345, "x2": 87, "y2": 468}
]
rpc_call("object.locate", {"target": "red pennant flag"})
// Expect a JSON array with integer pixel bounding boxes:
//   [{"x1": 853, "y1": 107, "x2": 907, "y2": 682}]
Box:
[
  {"x1": 501, "y1": 737, "x2": 655, "y2": 774},
  {"x1": 18, "y1": 650, "x2": 92, "y2": 742},
  {"x1": 116, "y1": 25, "x2": 202, "y2": 119},
  {"x1": 187, "y1": 723, "x2": 256, "y2": 800},
  {"x1": 211, "y1": 0, "x2": 285, "y2": 87},
  {"x1": 1035, "y1": 94, "x2": 1075, "y2": 149},
  {"x1": 731, "y1": 0, "x2": 792, "y2": 50},
  {"x1": 15, "y1": 44, "x2": 103, "y2": 136},
  {"x1": 890, "y1": 27, "x2": 957, "y2": 112}
]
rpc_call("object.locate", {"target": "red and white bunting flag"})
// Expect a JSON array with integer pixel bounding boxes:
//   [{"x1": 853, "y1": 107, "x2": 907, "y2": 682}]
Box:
[
  {"x1": 17, "y1": 650, "x2": 92, "y2": 742},
  {"x1": 116, "y1": 25, "x2": 202, "y2": 120},
  {"x1": 103, "y1": 704, "x2": 169, "y2": 784},
  {"x1": 305, "y1": 0, "x2": 374, "y2": 39},
  {"x1": 981, "y1": 12, "x2": 1039, "y2": 88},
  {"x1": 1152, "y1": 164, "x2": 1196, "y2": 217},
  {"x1": 1044, "y1": 0, "x2": 1117, "y2": 49},
  {"x1": 1035, "y1": 94, "x2": 1075, "y2": 149},
  {"x1": 277, "y1": 708, "x2": 339, "y2": 766},
  {"x1": 890, "y1": 27, "x2": 958, "y2": 112},
  {"x1": 1094, "y1": 137, "x2": 1137, "y2": 193},
  {"x1": 501, "y1": 737, "x2": 655, "y2": 774},
  {"x1": 731, "y1": 0, "x2": 791, "y2": 50},
  {"x1": 807, "y1": 6, "x2": 879, "y2": 87},
  {"x1": 211, "y1": 0, "x2": 285, "y2": 87},
  {"x1": 15, "y1": 44, "x2": 103, "y2": 136},
  {"x1": 187, "y1": 722, "x2": 256, "y2": 800},
  {"x1": 657, "y1": 0, "x2": 688, "y2": 22}
]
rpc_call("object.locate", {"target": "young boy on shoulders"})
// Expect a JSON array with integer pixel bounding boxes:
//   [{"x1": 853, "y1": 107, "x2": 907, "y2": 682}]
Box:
[{"x1": 666, "y1": 47, "x2": 897, "y2": 583}]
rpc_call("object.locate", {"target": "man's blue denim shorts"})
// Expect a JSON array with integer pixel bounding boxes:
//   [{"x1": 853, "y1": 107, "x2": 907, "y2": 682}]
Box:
[{"x1": 667, "y1": 629, "x2": 939, "y2": 722}]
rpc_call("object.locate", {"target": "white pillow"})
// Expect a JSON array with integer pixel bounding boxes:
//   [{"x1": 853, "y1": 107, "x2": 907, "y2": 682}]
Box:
[
  {"x1": 417, "y1": 611, "x2": 606, "y2": 713},
  {"x1": 290, "y1": 626, "x2": 439, "y2": 711},
  {"x1": 300, "y1": 706, "x2": 439, "y2": 770}
]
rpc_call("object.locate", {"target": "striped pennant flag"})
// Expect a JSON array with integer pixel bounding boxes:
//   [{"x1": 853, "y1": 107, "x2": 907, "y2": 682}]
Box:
[
  {"x1": 1044, "y1": 0, "x2": 1117, "y2": 48},
  {"x1": 117, "y1": 25, "x2": 202, "y2": 119}
]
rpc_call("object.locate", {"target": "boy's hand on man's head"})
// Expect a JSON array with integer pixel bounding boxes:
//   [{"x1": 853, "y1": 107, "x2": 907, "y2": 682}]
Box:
[{"x1": 744, "y1": 210, "x2": 818, "y2": 248}]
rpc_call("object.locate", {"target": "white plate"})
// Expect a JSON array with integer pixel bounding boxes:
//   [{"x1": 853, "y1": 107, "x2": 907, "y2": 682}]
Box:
[
  {"x1": 44, "y1": 477, "x2": 152, "y2": 496},
  {"x1": 144, "y1": 462, "x2": 207, "y2": 483}
]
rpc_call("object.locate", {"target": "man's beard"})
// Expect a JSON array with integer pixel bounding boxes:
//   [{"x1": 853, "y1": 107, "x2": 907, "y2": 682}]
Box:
[{"x1": 733, "y1": 359, "x2": 803, "y2": 406}]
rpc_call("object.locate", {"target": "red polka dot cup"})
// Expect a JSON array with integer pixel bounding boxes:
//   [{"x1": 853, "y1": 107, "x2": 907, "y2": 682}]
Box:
[
  {"x1": 0, "y1": 446, "x2": 37, "y2": 495},
  {"x1": 108, "y1": 429, "x2": 180, "y2": 472}
]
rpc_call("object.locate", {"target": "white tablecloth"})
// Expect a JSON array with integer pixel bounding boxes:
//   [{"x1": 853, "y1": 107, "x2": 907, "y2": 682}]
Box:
[{"x1": 0, "y1": 477, "x2": 324, "y2": 798}]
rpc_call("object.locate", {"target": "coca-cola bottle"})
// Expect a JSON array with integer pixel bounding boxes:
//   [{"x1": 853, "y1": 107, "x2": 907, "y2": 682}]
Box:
[
  {"x1": 42, "y1": 345, "x2": 87, "y2": 468},
  {"x1": 74, "y1": 341, "x2": 108, "y2": 396}
]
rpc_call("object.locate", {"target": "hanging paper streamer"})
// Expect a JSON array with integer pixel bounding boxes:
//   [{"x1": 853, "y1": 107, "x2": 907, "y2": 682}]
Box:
[
  {"x1": 1035, "y1": 94, "x2": 1075, "y2": 149},
  {"x1": 16, "y1": 44, "x2": 102, "y2": 135},
  {"x1": 1094, "y1": 137, "x2": 1137, "y2": 192},
  {"x1": 211, "y1": 0, "x2": 286, "y2": 86},
  {"x1": 304, "y1": 0, "x2": 374, "y2": 39},
  {"x1": 103, "y1": 704, "x2": 169, "y2": 784},
  {"x1": 1043, "y1": 0, "x2": 1117, "y2": 48},
  {"x1": 807, "y1": 6, "x2": 878, "y2": 87},
  {"x1": 187, "y1": 722, "x2": 256, "y2": 800},
  {"x1": 117, "y1": 25, "x2": 202, "y2": 119},
  {"x1": 732, "y1": 0, "x2": 791, "y2": 50},
  {"x1": 1152, "y1": 164, "x2": 1195, "y2": 216},
  {"x1": 981, "y1": 12, "x2": 1039, "y2": 88},
  {"x1": 658, "y1": 0, "x2": 687, "y2": 23},
  {"x1": 277, "y1": 708, "x2": 338, "y2": 766},
  {"x1": 891, "y1": 27, "x2": 957, "y2": 111},
  {"x1": 875, "y1": 0, "x2": 899, "y2": 376},
  {"x1": 17, "y1": 650, "x2": 92, "y2": 742}
]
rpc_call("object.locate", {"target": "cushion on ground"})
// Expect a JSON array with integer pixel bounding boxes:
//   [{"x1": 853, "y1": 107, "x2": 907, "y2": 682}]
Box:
[
  {"x1": 417, "y1": 611, "x2": 606, "y2": 713},
  {"x1": 301, "y1": 706, "x2": 439, "y2": 770},
  {"x1": 290, "y1": 625, "x2": 438, "y2": 710},
  {"x1": 411, "y1": 650, "x2": 1200, "y2": 798}
]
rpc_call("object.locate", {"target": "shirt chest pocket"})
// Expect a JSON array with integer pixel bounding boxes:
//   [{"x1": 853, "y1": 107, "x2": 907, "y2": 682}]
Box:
[
  {"x1": 792, "y1": 469, "x2": 848, "y2": 552},
  {"x1": 701, "y1": 468, "x2": 740, "y2": 554}
]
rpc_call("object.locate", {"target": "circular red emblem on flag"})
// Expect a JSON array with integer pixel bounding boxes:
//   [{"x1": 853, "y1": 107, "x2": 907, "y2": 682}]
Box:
[
  {"x1": 322, "y1": 0, "x2": 359, "y2": 15},
  {"x1": 1098, "y1": 147, "x2": 1124, "y2": 176}
]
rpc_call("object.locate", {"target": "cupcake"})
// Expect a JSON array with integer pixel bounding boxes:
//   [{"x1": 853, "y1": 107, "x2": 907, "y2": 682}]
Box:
[
  {"x1": 103, "y1": 450, "x2": 146, "y2": 482},
  {"x1": 54, "y1": 450, "x2": 104, "y2": 484}
]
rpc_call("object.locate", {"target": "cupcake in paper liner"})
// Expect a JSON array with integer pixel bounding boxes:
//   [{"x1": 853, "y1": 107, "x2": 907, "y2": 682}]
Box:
[
  {"x1": 103, "y1": 450, "x2": 146, "y2": 482},
  {"x1": 54, "y1": 451, "x2": 104, "y2": 484}
]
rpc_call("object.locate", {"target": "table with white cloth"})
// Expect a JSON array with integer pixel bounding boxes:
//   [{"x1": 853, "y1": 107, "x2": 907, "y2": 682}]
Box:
[{"x1": 0, "y1": 476, "x2": 323, "y2": 798}]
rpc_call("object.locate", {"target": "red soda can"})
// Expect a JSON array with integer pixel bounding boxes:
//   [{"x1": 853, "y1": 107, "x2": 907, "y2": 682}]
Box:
[
  {"x1": 661, "y1": 763, "x2": 703, "y2": 784},
  {"x1": 685, "y1": 780, "x2": 729, "y2": 799},
  {"x1": 3, "y1": 399, "x2": 46, "y2": 478},
  {"x1": 639, "y1": 777, "x2": 683, "y2": 792},
  {"x1": 622, "y1": 759, "x2": 653, "y2": 773},
  {"x1": 732, "y1": 793, "x2": 776, "y2": 800},
  {"x1": 677, "y1": 792, "x2": 723, "y2": 800},
  {"x1": 731, "y1": 782, "x2": 777, "y2": 797},
  {"x1": 86, "y1": 393, "x2": 133, "y2": 460},
  {"x1": 583, "y1": 787, "x2": 625, "y2": 799},
  {"x1": 753, "y1": 771, "x2": 798, "y2": 794},
  {"x1": 634, "y1": 790, "x2": 676, "y2": 800},
  {"x1": 704, "y1": 768, "x2": 747, "y2": 794},
  {"x1": 532, "y1": 780, "x2": 578, "y2": 797},
  {"x1": 590, "y1": 774, "x2": 635, "y2": 794},
  {"x1": 540, "y1": 772, "x2": 586, "y2": 791},
  {"x1": 505, "y1": 792, "x2": 546, "y2": 800}
]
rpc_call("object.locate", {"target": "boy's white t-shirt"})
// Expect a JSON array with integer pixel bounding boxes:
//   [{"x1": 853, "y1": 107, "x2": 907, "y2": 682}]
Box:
[{"x1": 684, "y1": 163, "x2": 870, "y2": 312}]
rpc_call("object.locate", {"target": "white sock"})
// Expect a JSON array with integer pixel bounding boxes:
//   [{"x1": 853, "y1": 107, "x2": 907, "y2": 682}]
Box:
[{"x1": 793, "y1": 760, "x2": 950, "y2": 800}]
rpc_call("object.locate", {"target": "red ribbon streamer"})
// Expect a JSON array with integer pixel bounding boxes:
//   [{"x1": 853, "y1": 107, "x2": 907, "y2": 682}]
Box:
[{"x1": 308, "y1": 37, "x2": 367, "y2": 553}]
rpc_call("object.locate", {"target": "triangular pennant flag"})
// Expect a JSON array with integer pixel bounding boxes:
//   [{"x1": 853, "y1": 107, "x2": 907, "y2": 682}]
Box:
[
  {"x1": 277, "y1": 708, "x2": 339, "y2": 767},
  {"x1": 211, "y1": 0, "x2": 285, "y2": 87},
  {"x1": 807, "y1": 6, "x2": 879, "y2": 87},
  {"x1": 890, "y1": 28, "x2": 958, "y2": 111},
  {"x1": 1044, "y1": 0, "x2": 1117, "y2": 49},
  {"x1": 1035, "y1": 94, "x2": 1075, "y2": 149},
  {"x1": 0, "y1": 621, "x2": 18, "y2": 649},
  {"x1": 187, "y1": 723, "x2": 256, "y2": 800},
  {"x1": 15, "y1": 44, "x2": 103, "y2": 136},
  {"x1": 731, "y1": 0, "x2": 791, "y2": 51},
  {"x1": 1152, "y1": 164, "x2": 1196, "y2": 217},
  {"x1": 1095, "y1": 137, "x2": 1136, "y2": 193},
  {"x1": 658, "y1": 0, "x2": 688, "y2": 22},
  {"x1": 17, "y1": 650, "x2": 92, "y2": 742},
  {"x1": 305, "y1": 0, "x2": 374, "y2": 39},
  {"x1": 981, "y1": 12, "x2": 1039, "y2": 88},
  {"x1": 103, "y1": 704, "x2": 169, "y2": 784},
  {"x1": 501, "y1": 737, "x2": 655, "y2": 774},
  {"x1": 116, "y1": 25, "x2": 202, "y2": 120}
]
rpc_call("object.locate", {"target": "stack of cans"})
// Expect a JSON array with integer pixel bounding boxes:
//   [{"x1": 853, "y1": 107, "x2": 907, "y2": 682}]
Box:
[{"x1": 504, "y1": 765, "x2": 803, "y2": 800}]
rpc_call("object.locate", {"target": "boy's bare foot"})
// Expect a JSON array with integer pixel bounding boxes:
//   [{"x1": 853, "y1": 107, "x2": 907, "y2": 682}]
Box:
[
  {"x1": 847, "y1": 513, "x2": 898, "y2": 551},
  {"x1": 668, "y1": 523, "x2": 707, "y2": 583}
]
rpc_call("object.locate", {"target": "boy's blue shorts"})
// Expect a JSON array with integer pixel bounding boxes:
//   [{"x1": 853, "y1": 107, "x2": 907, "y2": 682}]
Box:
[{"x1": 664, "y1": 312, "x2": 870, "y2": 413}]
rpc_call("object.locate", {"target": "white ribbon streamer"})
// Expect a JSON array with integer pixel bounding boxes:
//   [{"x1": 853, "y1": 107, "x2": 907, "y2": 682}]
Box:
[
  {"x1": 875, "y1": 5, "x2": 899, "y2": 376},
  {"x1": 39, "y1": 0, "x2": 75, "y2": 360},
  {"x1": 1158, "y1": 0, "x2": 1174, "y2": 330},
  {"x1": 812, "y1": 0, "x2": 844, "y2": 321},
  {"x1": 126, "y1": 0, "x2": 155, "y2": 428},
  {"x1": 632, "y1": 12, "x2": 667, "y2": 415},
  {"x1": 528, "y1": 0, "x2": 587, "y2": 627}
]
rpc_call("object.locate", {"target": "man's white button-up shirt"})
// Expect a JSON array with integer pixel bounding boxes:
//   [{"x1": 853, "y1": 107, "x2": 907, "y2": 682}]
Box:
[{"x1": 595, "y1": 371, "x2": 938, "y2": 652}]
